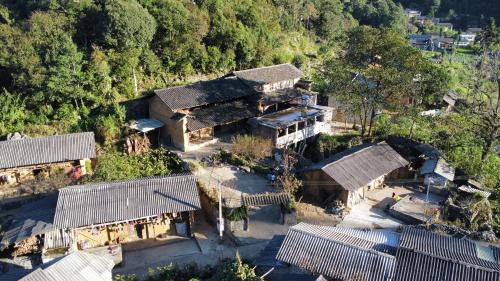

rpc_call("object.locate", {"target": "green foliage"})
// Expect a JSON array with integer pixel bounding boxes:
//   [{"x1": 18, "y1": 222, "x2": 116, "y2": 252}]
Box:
[
  {"x1": 208, "y1": 253, "x2": 261, "y2": 281},
  {"x1": 347, "y1": 0, "x2": 407, "y2": 33},
  {"x1": 316, "y1": 25, "x2": 449, "y2": 136},
  {"x1": 0, "y1": 4, "x2": 11, "y2": 24},
  {"x1": 114, "y1": 256, "x2": 261, "y2": 281},
  {"x1": 0, "y1": 89, "x2": 26, "y2": 136},
  {"x1": 89, "y1": 147, "x2": 184, "y2": 182},
  {"x1": 103, "y1": 0, "x2": 157, "y2": 50},
  {"x1": 312, "y1": 133, "x2": 361, "y2": 159},
  {"x1": 223, "y1": 206, "x2": 248, "y2": 221}
]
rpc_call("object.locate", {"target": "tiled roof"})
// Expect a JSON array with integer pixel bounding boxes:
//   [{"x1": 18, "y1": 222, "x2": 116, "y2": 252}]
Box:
[
  {"x1": 276, "y1": 223, "x2": 396, "y2": 281},
  {"x1": 321, "y1": 142, "x2": 409, "y2": 191},
  {"x1": 394, "y1": 248, "x2": 500, "y2": 281},
  {"x1": 153, "y1": 77, "x2": 254, "y2": 110},
  {"x1": 186, "y1": 100, "x2": 259, "y2": 132},
  {"x1": 53, "y1": 174, "x2": 201, "y2": 228},
  {"x1": 233, "y1": 64, "x2": 303, "y2": 85},
  {"x1": 0, "y1": 132, "x2": 96, "y2": 170},
  {"x1": 242, "y1": 192, "x2": 290, "y2": 206},
  {"x1": 20, "y1": 252, "x2": 114, "y2": 281},
  {"x1": 1, "y1": 195, "x2": 57, "y2": 249},
  {"x1": 399, "y1": 227, "x2": 500, "y2": 271}
]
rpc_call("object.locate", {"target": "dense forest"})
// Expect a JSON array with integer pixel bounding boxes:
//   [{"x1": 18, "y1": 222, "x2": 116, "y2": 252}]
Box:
[{"x1": 0, "y1": 0, "x2": 412, "y2": 138}]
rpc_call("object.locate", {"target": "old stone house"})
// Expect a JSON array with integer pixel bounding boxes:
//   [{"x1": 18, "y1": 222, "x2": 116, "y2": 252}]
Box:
[
  {"x1": 0, "y1": 174, "x2": 201, "y2": 254},
  {"x1": 300, "y1": 142, "x2": 409, "y2": 208},
  {"x1": 150, "y1": 64, "x2": 327, "y2": 151}
]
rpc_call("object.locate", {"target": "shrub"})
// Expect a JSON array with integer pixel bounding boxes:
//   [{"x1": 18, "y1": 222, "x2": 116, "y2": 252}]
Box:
[
  {"x1": 231, "y1": 135, "x2": 272, "y2": 162},
  {"x1": 88, "y1": 147, "x2": 184, "y2": 182},
  {"x1": 95, "y1": 115, "x2": 121, "y2": 144},
  {"x1": 223, "y1": 206, "x2": 248, "y2": 221}
]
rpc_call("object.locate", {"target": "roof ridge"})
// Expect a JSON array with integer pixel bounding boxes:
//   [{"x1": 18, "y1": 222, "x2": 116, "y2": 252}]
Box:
[
  {"x1": 61, "y1": 173, "x2": 194, "y2": 191},
  {"x1": 154, "y1": 77, "x2": 240, "y2": 93},
  {"x1": 322, "y1": 142, "x2": 384, "y2": 168},
  {"x1": 233, "y1": 63, "x2": 295, "y2": 73},
  {"x1": 399, "y1": 247, "x2": 500, "y2": 273},
  {"x1": 290, "y1": 223, "x2": 396, "y2": 258},
  {"x1": 0, "y1": 131, "x2": 94, "y2": 143}
]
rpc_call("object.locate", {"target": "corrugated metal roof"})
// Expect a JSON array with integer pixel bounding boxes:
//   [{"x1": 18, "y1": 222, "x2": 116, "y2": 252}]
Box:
[
  {"x1": 458, "y1": 185, "x2": 491, "y2": 198},
  {"x1": 20, "y1": 252, "x2": 114, "y2": 281},
  {"x1": 154, "y1": 77, "x2": 254, "y2": 110},
  {"x1": 420, "y1": 158, "x2": 455, "y2": 181},
  {"x1": 394, "y1": 248, "x2": 500, "y2": 281},
  {"x1": 276, "y1": 223, "x2": 396, "y2": 281},
  {"x1": 242, "y1": 192, "x2": 290, "y2": 206},
  {"x1": 1, "y1": 195, "x2": 57, "y2": 249},
  {"x1": 53, "y1": 174, "x2": 201, "y2": 228},
  {"x1": 0, "y1": 132, "x2": 96, "y2": 170},
  {"x1": 127, "y1": 119, "x2": 164, "y2": 133},
  {"x1": 233, "y1": 64, "x2": 303, "y2": 85},
  {"x1": 186, "y1": 100, "x2": 259, "y2": 132},
  {"x1": 400, "y1": 227, "x2": 500, "y2": 271},
  {"x1": 321, "y1": 142, "x2": 409, "y2": 191}
]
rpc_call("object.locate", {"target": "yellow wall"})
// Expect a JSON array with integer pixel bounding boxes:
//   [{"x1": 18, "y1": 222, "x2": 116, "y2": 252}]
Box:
[{"x1": 76, "y1": 219, "x2": 171, "y2": 249}]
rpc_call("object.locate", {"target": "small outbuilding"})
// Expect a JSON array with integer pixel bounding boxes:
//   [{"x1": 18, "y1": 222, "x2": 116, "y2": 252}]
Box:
[
  {"x1": 0, "y1": 132, "x2": 96, "y2": 185},
  {"x1": 300, "y1": 142, "x2": 409, "y2": 208}
]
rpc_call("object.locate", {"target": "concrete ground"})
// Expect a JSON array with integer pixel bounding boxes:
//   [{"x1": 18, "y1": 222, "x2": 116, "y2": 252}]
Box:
[
  {"x1": 232, "y1": 205, "x2": 290, "y2": 245},
  {"x1": 338, "y1": 184, "x2": 444, "y2": 229},
  {"x1": 112, "y1": 213, "x2": 269, "y2": 279}
]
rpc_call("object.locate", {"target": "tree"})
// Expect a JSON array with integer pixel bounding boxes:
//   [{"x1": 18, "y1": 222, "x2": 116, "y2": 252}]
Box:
[
  {"x1": 464, "y1": 19, "x2": 500, "y2": 162},
  {"x1": 317, "y1": 26, "x2": 439, "y2": 136},
  {"x1": 103, "y1": 0, "x2": 157, "y2": 50},
  {"x1": 0, "y1": 89, "x2": 26, "y2": 135}
]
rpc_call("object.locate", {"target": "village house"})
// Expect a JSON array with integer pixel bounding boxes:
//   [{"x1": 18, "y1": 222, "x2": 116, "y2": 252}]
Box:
[
  {"x1": 409, "y1": 34, "x2": 433, "y2": 50},
  {"x1": 249, "y1": 105, "x2": 332, "y2": 148},
  {"x1": 404, "y1": 8, "x2": 421, "y2": 19},
  {"x1": 150, "y1": 64, "x2": 323, "y2": 151},
  {"x1": 457, "y1": 32, "x2": 477, "y2": 47},
  {"x1": 300, "y1": 142, "x2": 409, "y2": 208},
  {"x1": 0, "y1": 132, "x2": 96, "y2": 186},
  {"x1": 271, "y1": 223, "x2": 500, "y2": 281},
  {"x1": 435, "y1": 22, "x2": 453, "y2": 32},
  {"x1": 0, "y1": 174, "x2": 201, "y2": 256}
]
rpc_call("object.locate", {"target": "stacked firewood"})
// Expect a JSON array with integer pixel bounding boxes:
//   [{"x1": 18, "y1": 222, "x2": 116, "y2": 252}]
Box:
[
  {"x1": 124, "y1": 134, "x2": 151, "y2": 155},
  {"x1": 13, "y1": 236, "x2": 41, "y2": 256}
]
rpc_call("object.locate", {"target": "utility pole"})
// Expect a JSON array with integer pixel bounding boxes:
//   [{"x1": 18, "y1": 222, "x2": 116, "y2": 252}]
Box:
[{"x1": 217, "y1": 180, "x2": 224, "y2": 239}]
